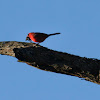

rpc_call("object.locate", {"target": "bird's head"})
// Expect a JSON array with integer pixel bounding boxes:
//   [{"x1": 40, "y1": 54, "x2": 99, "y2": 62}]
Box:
[{"x1": 26, "y1": 34, "x2": 31, "y2": 41}]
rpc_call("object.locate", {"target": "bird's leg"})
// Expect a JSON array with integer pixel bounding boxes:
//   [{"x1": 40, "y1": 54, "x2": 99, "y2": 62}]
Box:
[
  {"x1": 29, "y1": 40, "x2": 32, "y2": 43},
  {"x1": 37, "y1": 42, "x2": 39, "y2": 45}
]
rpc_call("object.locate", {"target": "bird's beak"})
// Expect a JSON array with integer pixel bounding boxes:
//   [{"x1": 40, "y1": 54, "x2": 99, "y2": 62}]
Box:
[
  {"x1": 26, "y1": 37, "x2": 29, "y2": 41},
  {"x1": 26, "y1": 34, "x2": 30, "y2": 41},
  {"x1": 26, "y1": 36, "x2": 31, "y2": 41}
]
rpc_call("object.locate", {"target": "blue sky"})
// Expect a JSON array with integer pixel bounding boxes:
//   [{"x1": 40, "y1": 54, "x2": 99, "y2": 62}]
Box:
[{"x1": 0, "y1": 0, "x2": 100, "y2": 100}]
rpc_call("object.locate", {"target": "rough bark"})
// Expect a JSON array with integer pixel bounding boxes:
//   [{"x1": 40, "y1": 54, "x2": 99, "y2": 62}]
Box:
[{"x1": 0, "y1": 41, "x2": 100, "y2": 84}]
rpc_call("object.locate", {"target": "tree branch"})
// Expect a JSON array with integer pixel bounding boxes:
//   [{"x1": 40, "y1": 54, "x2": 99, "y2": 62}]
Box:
[{"x1": 0, "y1": 41, "x2": 100, "y2": 84}]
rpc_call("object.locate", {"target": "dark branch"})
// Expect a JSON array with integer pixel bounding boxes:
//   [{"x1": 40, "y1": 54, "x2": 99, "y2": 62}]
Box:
[{"x1": 0, "y1": 41, "x2": 100, "y2": 84}]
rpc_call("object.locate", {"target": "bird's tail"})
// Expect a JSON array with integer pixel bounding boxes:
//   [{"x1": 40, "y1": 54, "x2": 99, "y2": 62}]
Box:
[{"x1": 48, "y1": 33, "x2": 61, "y2": 36}]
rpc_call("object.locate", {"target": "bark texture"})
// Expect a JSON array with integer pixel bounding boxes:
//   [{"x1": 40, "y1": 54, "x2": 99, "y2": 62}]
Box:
[{"x1": 0, "y1": 41, "x2": 100, "y2": 84}]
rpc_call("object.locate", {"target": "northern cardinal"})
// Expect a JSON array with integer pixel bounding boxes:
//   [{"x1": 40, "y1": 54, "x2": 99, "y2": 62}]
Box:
[{"x1": 26, "y1": 32, "x2": 60, "y2": 43}]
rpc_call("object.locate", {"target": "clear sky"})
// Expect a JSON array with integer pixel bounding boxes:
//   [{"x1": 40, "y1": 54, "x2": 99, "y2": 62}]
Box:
[{"x1": 0, "y1": 0, "x2": 100, "y2": 100}]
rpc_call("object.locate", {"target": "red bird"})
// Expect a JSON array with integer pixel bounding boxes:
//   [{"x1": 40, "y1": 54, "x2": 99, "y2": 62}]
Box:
[{"x1": 26, "y1": 32, "x2": 60, "y2": 43}]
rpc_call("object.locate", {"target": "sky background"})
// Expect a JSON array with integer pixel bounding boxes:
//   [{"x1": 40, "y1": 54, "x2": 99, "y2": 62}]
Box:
[{"x1": 0, "y1": 0, "x2": 100, "y2": 100}]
